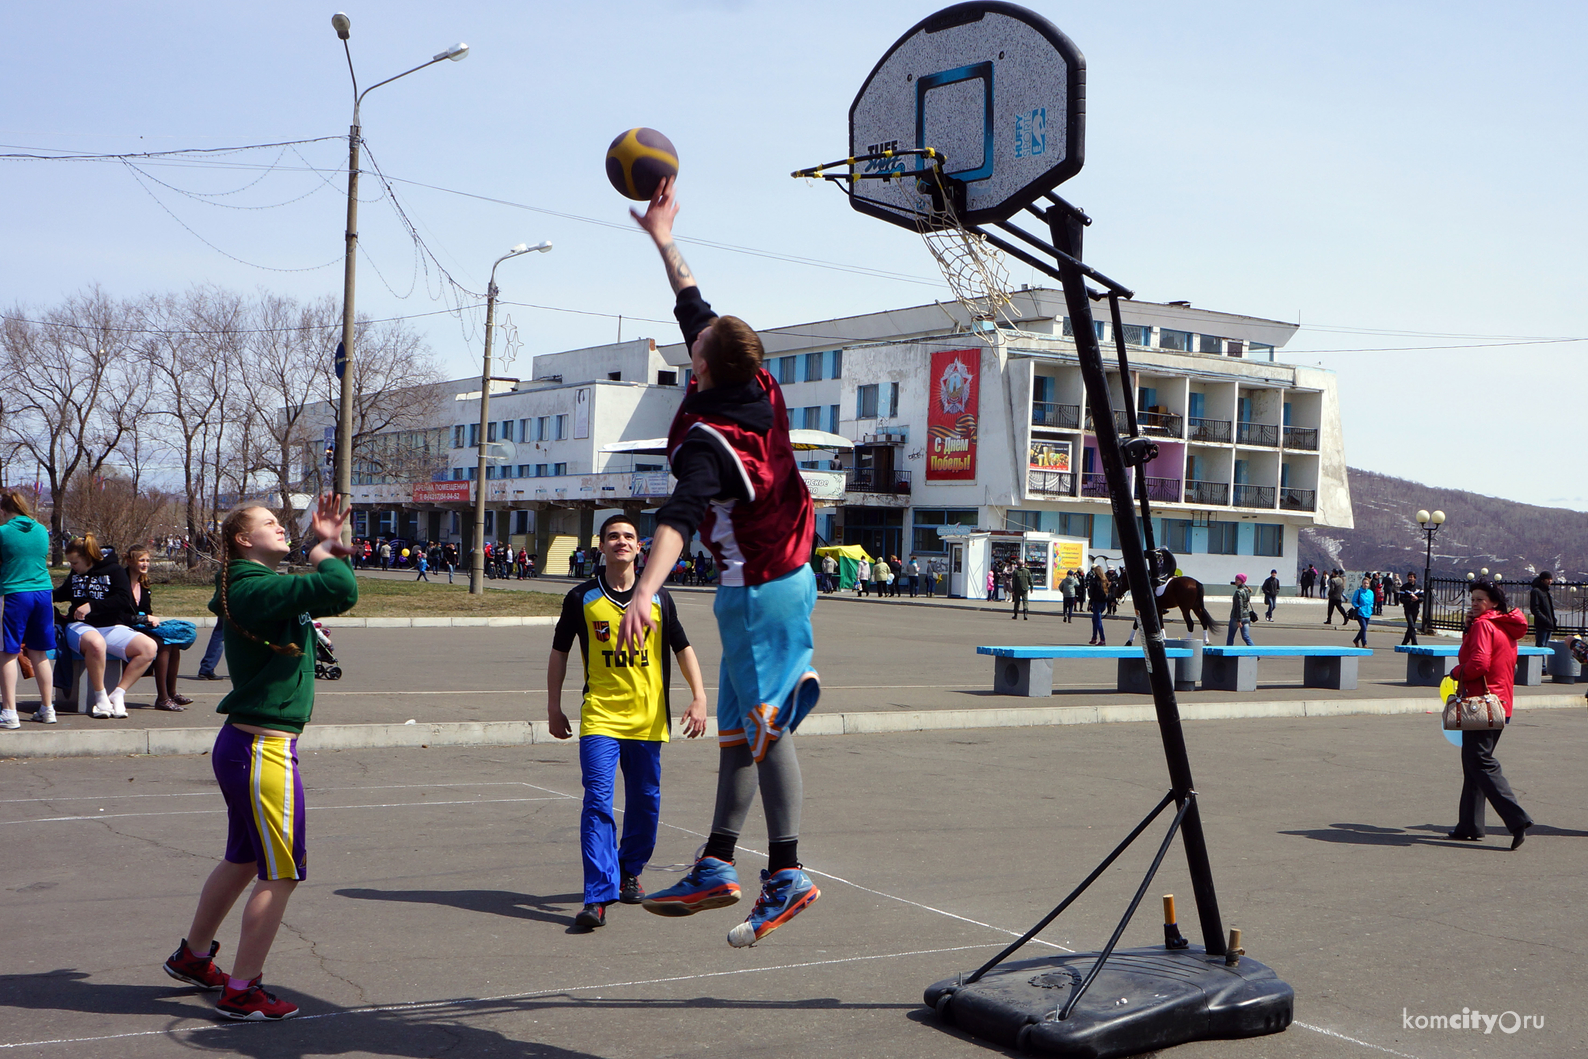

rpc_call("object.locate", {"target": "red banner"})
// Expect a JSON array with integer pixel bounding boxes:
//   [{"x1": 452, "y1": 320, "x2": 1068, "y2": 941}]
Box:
[
  {"x1": 926, "y1": 348, "x2": 979, "y2": 480},
  {"x1": 412, "y1": 480, "x2": 471, "y2": 504}
]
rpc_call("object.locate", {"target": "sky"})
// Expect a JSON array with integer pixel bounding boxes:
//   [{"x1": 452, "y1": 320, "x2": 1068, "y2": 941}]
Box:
[{"x1": 2, "y1": 1, "x2": 1584, "y2": 510}]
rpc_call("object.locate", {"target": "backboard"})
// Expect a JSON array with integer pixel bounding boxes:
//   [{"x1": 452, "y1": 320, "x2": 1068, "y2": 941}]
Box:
[{"x1": 848, "y1": 2, "x2": 1085, "y2": 230}]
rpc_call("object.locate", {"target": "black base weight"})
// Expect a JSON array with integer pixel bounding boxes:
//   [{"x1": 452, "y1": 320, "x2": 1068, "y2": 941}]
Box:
[{"x1": 925, "y1": 946, "x2": 1293, "y2": 1058}]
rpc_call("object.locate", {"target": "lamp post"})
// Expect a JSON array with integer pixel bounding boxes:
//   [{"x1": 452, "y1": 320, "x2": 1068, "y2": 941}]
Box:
[
  {"x1": 331, "y1": 12, "x2": 467, "y2": 542},
  {"x1": 1416, "y1": 508, "x2": 1445, "y2": 633},
  {"x1": 470, "y1": 242, "x2": 553, "y2": 595}
]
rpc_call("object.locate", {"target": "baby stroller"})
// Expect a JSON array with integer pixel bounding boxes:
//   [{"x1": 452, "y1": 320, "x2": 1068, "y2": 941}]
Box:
[{"x1": 313, "y1": 621, "x2": 342, "y2": 680}]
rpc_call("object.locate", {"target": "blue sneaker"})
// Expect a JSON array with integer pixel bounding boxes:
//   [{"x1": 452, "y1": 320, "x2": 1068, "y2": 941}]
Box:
[
  {"x1": 727, "y1": 866, "x2": 820, "y2": 947},
  {"x1": 642, "y1": 856, "x2": 741, "y2": 917}
]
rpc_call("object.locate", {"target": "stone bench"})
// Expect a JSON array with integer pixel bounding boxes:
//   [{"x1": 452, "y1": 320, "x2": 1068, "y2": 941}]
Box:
[
  {"x1": 978, "y1": 645, "x2": 1191, "y2": 697},
  {"x1": 1394, "y1": 644, "x2": 1552, "y2": 688},
  {"x1": 1200, "y1": 645, "x2": 1373, "y2": 693}
]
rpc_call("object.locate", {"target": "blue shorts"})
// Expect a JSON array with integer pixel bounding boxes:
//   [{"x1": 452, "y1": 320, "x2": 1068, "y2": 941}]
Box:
[
  {"x1": 2, "y1": 590, "x2": 57, "y2": 655},
  {"x1": 713, "y1": 565, "x2": 820, "y2": 761}
]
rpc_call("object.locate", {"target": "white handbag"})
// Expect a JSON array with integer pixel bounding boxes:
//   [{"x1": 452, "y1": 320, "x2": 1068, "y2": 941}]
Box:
[{"x1": 1442, "y1": 680, "x2": 1507, "y2": 731}]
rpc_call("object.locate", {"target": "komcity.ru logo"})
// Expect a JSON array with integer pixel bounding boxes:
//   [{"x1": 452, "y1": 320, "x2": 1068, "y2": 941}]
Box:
[{"x1": 1403, "y1": 1008, "x2": 1543, "y2": 1034}]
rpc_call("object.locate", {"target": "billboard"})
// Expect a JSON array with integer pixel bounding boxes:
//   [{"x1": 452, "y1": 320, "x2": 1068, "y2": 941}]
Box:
[
  {"x1": 412, "y1": 481, "x2": 471, "y2": 504},
  {"x1": 1029, "y1": 439, "x2": 1071, "y2": 472},
  {"x1": 1051, "y1": 538, "x2": 1085, "y2": 575},
  {"x1": 926, "y1": 348, "x2": 979, "y2": 481}
]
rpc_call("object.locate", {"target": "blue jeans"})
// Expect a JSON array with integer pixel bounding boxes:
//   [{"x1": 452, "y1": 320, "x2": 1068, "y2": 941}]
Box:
[
  {"x1": 1353, "y1": 613, "x2": 1370, "y2": 645},
  {"x1": 578, "y1": 735, "x2": 662, "y2": 905},
  {"x1": 1226, "y1": 618, "x2": 1254, "y2": 646},
  {"x1": 1091, "y1": 601, "x2": 1107, "y2": 643},
  {"x1": 197, "y1": 620, "x2": 225, "y2": 676}
]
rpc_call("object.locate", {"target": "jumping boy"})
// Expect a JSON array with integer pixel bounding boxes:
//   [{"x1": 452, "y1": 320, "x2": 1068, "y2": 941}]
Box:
[
  {"x1": 547, "y1": 514, "x2": 707, "y2": 929},
  {"x1": 621, "y1": 176, "x2": 823, "y2": 947},
  {"x1": 162, "y1": 494, "x2": 356, "y2": 1020}
]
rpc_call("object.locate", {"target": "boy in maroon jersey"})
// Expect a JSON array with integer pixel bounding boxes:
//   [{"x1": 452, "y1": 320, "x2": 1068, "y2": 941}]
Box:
[{"x1": 619, "y1": 177, "x2": 821, "y2": 948}]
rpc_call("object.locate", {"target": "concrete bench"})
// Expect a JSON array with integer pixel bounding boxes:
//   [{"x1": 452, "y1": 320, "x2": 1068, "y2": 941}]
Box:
[
  {"x1": 978, "y1": 645, "x2": 1191, "y2": 697},
  {"x1": 1200, "y1": 645, "x2": 1372, "y2": 693},
  {"x1": 1395, "y1": 644, "x2": 1552, "y2": 688}
]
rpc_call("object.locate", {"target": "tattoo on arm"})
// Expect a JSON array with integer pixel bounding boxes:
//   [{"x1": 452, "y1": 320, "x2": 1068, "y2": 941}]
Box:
[{"x1": 659, "y1": 240, "x2": 695, "y2": 295}]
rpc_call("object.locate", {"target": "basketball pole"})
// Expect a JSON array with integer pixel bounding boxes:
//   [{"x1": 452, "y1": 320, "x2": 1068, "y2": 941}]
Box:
[{"x1": 1047, "y1": 203, "x2": 1227, "y2": 957}]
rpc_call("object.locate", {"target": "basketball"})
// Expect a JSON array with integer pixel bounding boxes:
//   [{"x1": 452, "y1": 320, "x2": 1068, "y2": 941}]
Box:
[{"x1": 606, "y1": 128, "x2": 678, "y2": 201}]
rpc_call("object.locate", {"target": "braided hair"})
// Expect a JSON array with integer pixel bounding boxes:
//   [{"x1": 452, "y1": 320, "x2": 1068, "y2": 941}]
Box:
[{"x1": 218, "y1": 506, "x2": 303, "y2": 658}]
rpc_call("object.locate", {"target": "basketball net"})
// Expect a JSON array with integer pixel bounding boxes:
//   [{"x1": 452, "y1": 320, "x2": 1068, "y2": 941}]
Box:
[{"x1": 912, "y1": 169, "x2": 1021, "y2": 338}]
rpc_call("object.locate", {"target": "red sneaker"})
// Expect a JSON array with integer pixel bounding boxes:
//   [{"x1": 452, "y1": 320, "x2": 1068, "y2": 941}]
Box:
[
  {"x1": 216, "y1": 976, "x2": 299, "y2": 1021},
  {"x1": 163, "y1": 939, "x2": 228, "y2": 991}
]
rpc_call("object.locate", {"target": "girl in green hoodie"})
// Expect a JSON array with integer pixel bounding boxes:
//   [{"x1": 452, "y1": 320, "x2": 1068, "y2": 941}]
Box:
[{"x1": 163, "y1": 494, "x2": 356, "y2": 1021}]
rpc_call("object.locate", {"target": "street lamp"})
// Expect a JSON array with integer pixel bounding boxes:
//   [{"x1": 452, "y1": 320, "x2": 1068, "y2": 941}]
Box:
[
  {"x1": 1415, "y1": 508, "x2": 1445, "y2": 633},
  {"x1": 470, "y1": 241, "x2": 553, "y2": 595},
  {"x1": 330, "y1": 12, "x2": 468, "y2": 542}
]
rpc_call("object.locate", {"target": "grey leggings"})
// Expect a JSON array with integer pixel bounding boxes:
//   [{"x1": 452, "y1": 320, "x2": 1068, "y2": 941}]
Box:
[{"x1": 710, "y1": 736, "x2": 802, "y2": 844}]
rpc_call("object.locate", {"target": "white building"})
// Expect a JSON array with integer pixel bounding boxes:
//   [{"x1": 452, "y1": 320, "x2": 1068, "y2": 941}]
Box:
[{"x1": 314, "y1": 287, "x2": 1352, "y2": 588}]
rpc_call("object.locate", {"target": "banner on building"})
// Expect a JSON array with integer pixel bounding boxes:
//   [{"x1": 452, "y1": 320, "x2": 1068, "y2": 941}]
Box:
[
  {"x1": 1051, "y1": 538, "x2": 1085, "y2": 574},
  {"x1": 574, "y1": 387, "x2": 592, "y2": 439},
  {"x1": 412, "y1": 480, "x2": 471, "y2": 504},
  {"x1": 1029, "y1": 439, "x2": 1071, "y2": 472},
  {"x1": 926, "y1": 348, "x2": 979, "y2": 481}
]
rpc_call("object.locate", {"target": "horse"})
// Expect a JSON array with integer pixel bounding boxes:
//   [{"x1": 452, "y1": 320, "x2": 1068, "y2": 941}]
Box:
[{"x1": 1109, "y1": 575, "x2": 1219, "y2": 645}]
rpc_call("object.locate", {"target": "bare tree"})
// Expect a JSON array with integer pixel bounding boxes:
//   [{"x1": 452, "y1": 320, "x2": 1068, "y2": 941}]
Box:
[
  {"x1": 314, "y1": 313, "x2": 447, "y2": 484},
  {"x1": 243, "y1": 293, "x2": 338, "y2": 530},
  {"x1": 0, "y1": 287, "x2": 147, "y2": 562}
]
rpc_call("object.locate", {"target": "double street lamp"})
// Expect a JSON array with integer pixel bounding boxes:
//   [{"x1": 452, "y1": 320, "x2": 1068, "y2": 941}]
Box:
[
  {"x1": 1416, "y1": 508, "x2": 1445, "y2": 633},
  {"x1": 470, "y1": 242, "x2": 553, "y2": 595},
  {"x1": 330, "y1": 12, "x2": 468, "y2": 538}
]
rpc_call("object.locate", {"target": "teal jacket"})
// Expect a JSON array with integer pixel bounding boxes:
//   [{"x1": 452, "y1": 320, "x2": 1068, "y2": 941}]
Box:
[
  {"x1": 209, "y1": 558, "x2": 358, "y2": 734},
  {"x1": 0, "y1": 516, "x2": 53, "y2": 594}
]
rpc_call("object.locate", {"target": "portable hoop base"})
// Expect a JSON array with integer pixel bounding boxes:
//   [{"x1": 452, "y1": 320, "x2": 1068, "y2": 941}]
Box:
[{"x1": 926, "y1": 947, "x2": 1293, "y2": 1059}]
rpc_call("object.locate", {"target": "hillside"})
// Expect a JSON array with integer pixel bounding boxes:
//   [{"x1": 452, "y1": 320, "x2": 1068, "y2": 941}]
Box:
[{"x1": 1299, "y1": 468, "x2": 1588, "y2": 580}]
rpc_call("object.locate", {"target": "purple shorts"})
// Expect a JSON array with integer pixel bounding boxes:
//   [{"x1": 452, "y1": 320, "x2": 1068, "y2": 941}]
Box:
[
  {"x1": 213, "y1": 724, "x2": 307, "y2": 881},
  {"x1": 2, "y1": 590, "x2": 57, "y2": 655}
]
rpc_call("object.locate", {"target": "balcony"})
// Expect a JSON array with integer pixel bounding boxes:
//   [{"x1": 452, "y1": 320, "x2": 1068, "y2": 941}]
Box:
[
  {"x1": 1144, "y1": 476, "x2": 1182, "y2": 502},
  {"x1": 1084, "y1": 410, "x2": 1131, "y2": 434},
  {"x1": 1032, "y1": 402, "x2": 1081, "y2": 429},
  {"x1": 846, "y1": 469, "x2": 912, "y2": 495},
  {"x1": 1233, "y1": 484, "x2": 1276, "y2": 508},
  {"x1": 1280, "y1": 487, "x2": 1317, "y2": 512},
  {"x1": 1283, "y1": 426, "x2": 1319, "y2": 451},
  {"x1": 1187, "y1": 417, "x2": 1232, "y2": 443},
  {"x1": 1235, "y1": 422, "x2": 1279, "y2": 447},
  {"x1": 1185, "y1": 480, "x2": 1230, "y2": 505},
  {"x1": 1027, "y1": 469, "x2": 1075, "y2": 498},
  {"x1": 1140, "y1": 411, "x2": 1184, "y2": 438},
  {"x1": 1081, "y1": 472, "x2": 1111, "y2": 497}
]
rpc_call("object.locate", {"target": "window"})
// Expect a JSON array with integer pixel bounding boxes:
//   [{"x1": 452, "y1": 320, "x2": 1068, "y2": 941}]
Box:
[
  {"x1": 466, "y1": 466, "x2": 478, "y2": 481},
  {"x1": 911, "y1": 508, "x2": 978, "y2": 554},
  {"x1": 1188, "y1": 392, "x2": 1205, "y2": 419},
  {"x1": 658, "y1": 370, "x2": 677, "y2": 386},
  {"x1": 777, "y1": 356, "x2": 797, "y2": 385},
  {"x1": 635, "y1": 462, "x2": 663, "y2": 471},
  {"x1": 517, "y1": 464, "x2": 533, "y2": 477},
  {"x1": 500, "y1": 420, "x2": 514, "y2": 442},
  {"x1": 514, "y1": 510, "x2": 530, "y2": 535},
  {"x1": 1034, "y1": 375, "x2": 1054, "y2": 404},
  {"x1": 803, "y1": 351, "x2": 824, "y2": 381},
  {"x1": 1198, "y1": 334, "x2": 1224, "y2": 354},
  {"x1": 887, "y1": 382, "x2": 899, "y2": 418},
  {"x1": 1164, "y1": 518, "x2": 1193, "y2": 553},
  {"x1": 1062, "y1": 318, "x2": 1107, "y2": 340},
  {"x1": 682, "y1": 367, "x2": 694, "y2": 387},
  {"x1": 555, "y1": 415, "x2": 568, "y2": 440},
  {"x1": 552, "y1": 462, "x2": 567, "y2": 475},
  {"x1": 487, "y1": 422, "x2": 498, "y2": 443},
  {"x1": 467, "y1": 423, "x2": 479, "y2": 448},
  {"x1": 537, "y1": 416, "x2": 551, "y2": 441},
  {"x1": 828, "y1": 404, "x2": 840, "y2": 434},
  {"x1": 1138, "y1": 386, "x2": 1157, "y2": 411},
  {"x1": 352, "y1": 511, "x2": 369, "y2": 537},
  {"x1": 483, "y1": 511, "x2": 494, "y2": 534},
  {"x1": 1120, "y1": 324, "x2": 1151, "y2": 346},
  {"x1": 830, "y1": 349, "x2": 843, "y2": 379},
  {"x1": 519, "y1": 419, "x2": 531, "y2": 443},
  {"x1": 1225, "y1": 340, "x2": 1244, "y2": 358},
  {"x1": 451, "y1": 467, "x2": 464, "y2": 481},
  {"x1": 802, "y1": 406, "x2": 822, "y2": 430},
  {"x1": 856, "y1": 384, "x2": 879, "y2": 419},
  {"x1": 1208, "y1": 521, "x2": 1239, "y2": 555},
  {"x1": 453, "y1": 425, "x2": 465, "y2": 448},
  {"x1": 535, "y1": 463, "x2": 548, "y2": 477},
  {"x1": 1007, "y1": 510, "x2": 1040, "y2": 532},
  {"x1": 608, "y1": 371, "x2": 622, "y2": 381},
  {"x1": 1053, "y1": 512, "x2": 1092, "y2": 540},
  {"x1": 1249, "y1": 342, "x2": 1275, "y2": 361},
  {"x1": 1255, "y1": 523, "x2": 1283, "y2": 557},
  {"x1": 1158, "y1": 329, "x2": 1192, "y2": 352}
]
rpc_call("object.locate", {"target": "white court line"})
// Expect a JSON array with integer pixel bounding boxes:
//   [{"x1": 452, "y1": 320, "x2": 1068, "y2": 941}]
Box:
[
  {"x1": 0, "y1": 943, "x2": 998, "y2": 1051},
  {"x1": 1292, "y1": 1022, "x2": 1422, "y2": 1058},
  {"x1": 0, "y1": 796, "x2": 570, "y2": 825},
  {"x1": 7, "y1": 781, "x2": 544, "y2": 805}
]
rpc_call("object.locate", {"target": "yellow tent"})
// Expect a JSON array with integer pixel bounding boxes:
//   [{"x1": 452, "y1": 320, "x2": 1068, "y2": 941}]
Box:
[{"x1": 815, "y1": 544, "x2": 872, "y2": 590}]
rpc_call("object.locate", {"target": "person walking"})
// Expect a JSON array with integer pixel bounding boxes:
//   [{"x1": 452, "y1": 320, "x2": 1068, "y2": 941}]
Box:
[
  {"x1": 855, "y1": 555, "x2": 870, "y2": 596},
  {"x1": 1371, "y1": 574, "x2": 1385, "y2": 617},
  {"x1": 905, "y1": 555, "x2": 920, "y2": 597},
  {"x1": 378, "y1": 539, "x2": 391, "y2": 571},
  {"x1": 820, "y1": 553, "x2": 837, "y2": 594},
  {"x1": 1446, "y1": 580, "x2": 1533, "y2": 848},
  {"x1": 1325, "y1": 569, "x2": 1348, "y2": 625},
  {"x1": 1399, "y1": 572, "x2": 1423, "y2": 646},
  {"x1": 1226, "y1": 574, "x2": 1255, "y2": 646},
  {"x1": 413, "y1": 550, "x2": 430, "y2": 582},
  {"x1": 1011, "y1": 560, "x2": 1032, "y2": 620},
  {"x1": 1261, "y1": 569, "x2": 1281, "y2": 622},
  {"x1": 1300, "y1": 564, "x2": 1317, "y2": 599},
  {"x1": 162, "y1": 494, "x2": 357, "y2": 1020},
  {"x1": 1085, "y1": 563, "x2": 1110, "y2": 646},
  {"x1": 0, "y1": 489, "x2": 57, "y2": 726},
  {"x1": 925, "y1": 557, "x2": 940, "y2": 598},
  {"x1": 1350, "y1": 576, "x2": 1375, "y2": 647},
  {"x1": 871, "y1": 553, "x2": 887, "y2": 598},
  {"x1": 547, "y1": 515, "x2": 708, "y2": 929},
  {"x1": 1059, "y1": 569, "x2": 1078, "y2": 623},
  {"x1": 1529, "y1": 571, "x2": 1556, "y2": 649}
]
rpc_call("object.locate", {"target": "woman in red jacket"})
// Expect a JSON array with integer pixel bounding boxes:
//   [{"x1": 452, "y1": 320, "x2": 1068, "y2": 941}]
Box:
[{"x1": 1447, "y1": 580, "x2": 1533, "y2": 848}]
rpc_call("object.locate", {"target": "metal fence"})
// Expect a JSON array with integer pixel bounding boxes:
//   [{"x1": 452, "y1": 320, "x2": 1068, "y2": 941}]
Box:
[{"x1": 1424, "y1": 576, "x2": 1588, "y2": 635}]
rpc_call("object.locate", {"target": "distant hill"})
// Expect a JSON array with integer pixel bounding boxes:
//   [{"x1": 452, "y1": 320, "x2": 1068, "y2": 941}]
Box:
[{"x1": 1299, "y1": 468, "x2": 1588, "y2": 581}]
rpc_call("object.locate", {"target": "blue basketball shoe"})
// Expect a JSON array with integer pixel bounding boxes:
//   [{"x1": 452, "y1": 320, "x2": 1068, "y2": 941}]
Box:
[
  {"x1": 727, "y1": 866, "x2": 820, "y2": 947},
  {"x1": 642, "y1": 855, "x2": 741, "y2": 917}
]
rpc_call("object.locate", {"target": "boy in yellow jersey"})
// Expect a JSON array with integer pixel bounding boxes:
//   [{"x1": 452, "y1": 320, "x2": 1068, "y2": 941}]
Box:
[{"x1": 548, "y1": 515, "x2": 707, "y2": 929}]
